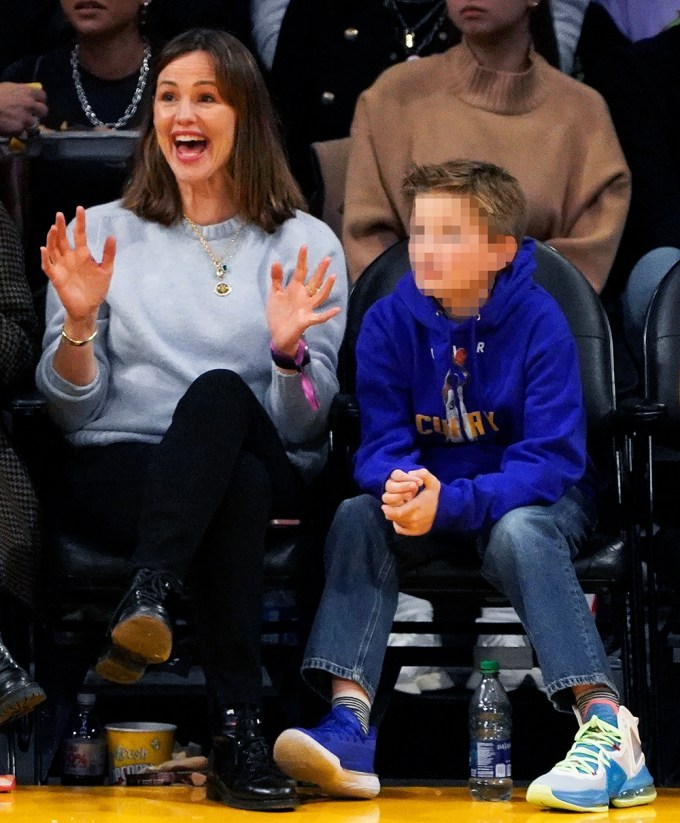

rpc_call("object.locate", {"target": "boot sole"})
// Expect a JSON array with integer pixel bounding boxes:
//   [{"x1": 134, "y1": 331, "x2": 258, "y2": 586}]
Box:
[
  {"x1": 111, "y1": 614, "x2": 172, "y2": 663},
  {"x1": 0, "y1": 684, "x2": 46, "y2": 727},
  {"x1": 206, "y1": 776, "x2": 299, "y2": 810},
  {"x1": 95, "y1": 645, "x2": 147, "y2": 685},
  {"x1": 273, "y1": 730, "x2": 380, "y2": 799}
]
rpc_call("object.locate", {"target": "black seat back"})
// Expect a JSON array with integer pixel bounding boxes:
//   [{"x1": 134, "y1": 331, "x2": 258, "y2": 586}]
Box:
[{"x1": 644, "y1": 260, "x2": 680, "y2": 443}]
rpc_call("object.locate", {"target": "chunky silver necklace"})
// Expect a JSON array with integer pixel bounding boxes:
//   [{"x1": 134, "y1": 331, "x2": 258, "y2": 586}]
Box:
[
  {"x1": 70, "y1": 42, "x2": 151, "y2": 129},
  {"x1": 184, "y1": 215, "x2": 245, "y2": 296}
]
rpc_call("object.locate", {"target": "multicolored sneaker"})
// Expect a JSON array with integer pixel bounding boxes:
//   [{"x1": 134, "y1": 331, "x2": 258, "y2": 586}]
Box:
[
  {"x1": 526, "y1": 705, "x2": 656, "y2": 812},
  {"x1": 273, "y1": 705, "x2": 380, "y2": 798}
]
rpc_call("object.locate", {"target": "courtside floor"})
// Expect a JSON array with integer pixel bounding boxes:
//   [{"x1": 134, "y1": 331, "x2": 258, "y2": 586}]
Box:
[{"x1": 0, "y1": 786, "x2": 676, "y2": 821}]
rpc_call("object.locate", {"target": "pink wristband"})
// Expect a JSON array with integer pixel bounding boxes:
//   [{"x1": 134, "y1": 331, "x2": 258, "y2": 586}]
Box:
[{"x1": 270, "y1": 339, "x2": 319, "y2": 411}]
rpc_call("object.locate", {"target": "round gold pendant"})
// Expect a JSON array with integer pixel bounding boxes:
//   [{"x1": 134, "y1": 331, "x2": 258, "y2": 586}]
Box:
[{"x1": 215, "y1": 282, "x2": 232, "y2": 296}]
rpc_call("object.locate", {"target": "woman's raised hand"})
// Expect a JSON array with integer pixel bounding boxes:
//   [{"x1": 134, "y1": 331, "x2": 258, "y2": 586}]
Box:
[
  {"x1": 266, "y1": 245, "x2": 341, "y2": 355},
  {"x1": 40, "y1": 206, "x2": 116, "y2": 325}
]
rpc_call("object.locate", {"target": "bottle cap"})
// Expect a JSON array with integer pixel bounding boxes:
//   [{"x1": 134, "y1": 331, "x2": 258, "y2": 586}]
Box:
[
  {"x1": 76, "y1": 692, "x2": 96, "y2": 706},
  {"x1": 480, "y1": 659, "x2": 500, "y2": 674}
]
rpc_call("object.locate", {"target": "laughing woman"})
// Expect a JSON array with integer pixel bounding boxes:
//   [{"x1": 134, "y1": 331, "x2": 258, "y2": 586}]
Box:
[{"x1": 35, "y1": 29, "x2": 346, "y2": 811}]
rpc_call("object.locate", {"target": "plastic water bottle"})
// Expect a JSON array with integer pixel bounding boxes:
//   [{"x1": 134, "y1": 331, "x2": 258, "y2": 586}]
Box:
[
  {"x1": 468, "y1": 659, "x2": 513, "y2": 801},
  {"x1": 61, "y1": 692, "x2": 107, "y2": 785}
]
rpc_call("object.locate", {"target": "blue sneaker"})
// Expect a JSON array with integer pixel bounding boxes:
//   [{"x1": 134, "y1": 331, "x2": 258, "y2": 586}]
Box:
[
  {"x1": 273, "y1": 705, "x2": 380, "y2": 798},
  {"x1": 526, "y1": 706, "x2": 656, "y2": 812}
]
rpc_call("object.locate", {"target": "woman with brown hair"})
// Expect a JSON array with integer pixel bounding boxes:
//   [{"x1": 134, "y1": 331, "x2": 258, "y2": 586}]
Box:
[{"x1": 35, "y1": 28, "x2": 346, "y2": 810}]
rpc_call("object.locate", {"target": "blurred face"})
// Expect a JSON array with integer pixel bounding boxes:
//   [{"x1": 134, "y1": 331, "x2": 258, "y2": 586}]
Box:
[
  {"x1": 409, "y1": 192, "x2": 516, "y2": 318},
  {"x1": 446, "y1": 0, "x2": 533, "y2": 40},
  {"x1": 60, "y1": 0, "x2": 143, "y2": 37},
  {"x1": 154, "y1": 51, "x2": 237, "y2": 196}
]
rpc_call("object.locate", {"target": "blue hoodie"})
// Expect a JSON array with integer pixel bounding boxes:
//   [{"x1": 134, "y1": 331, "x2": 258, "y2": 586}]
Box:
[{"x1": 354, "y1": 238, "x2": 594, "y2": 534}]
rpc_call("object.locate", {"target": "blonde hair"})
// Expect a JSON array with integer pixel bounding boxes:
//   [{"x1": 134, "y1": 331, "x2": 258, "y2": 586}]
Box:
[{"x1": 403, "y1": 159, "x2": 528, "y2": 243}]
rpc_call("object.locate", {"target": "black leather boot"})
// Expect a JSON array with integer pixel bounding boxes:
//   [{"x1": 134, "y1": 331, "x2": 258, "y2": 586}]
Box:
[
  {"x1": 0, "y1": 633, "x2": 46, "y2": 726},
  {"x1": 207, "y1": 707, "x2": 298, "y2": 811},
  {"x1": 95, "y1": 568, "x2": 180, "y2": 684}
]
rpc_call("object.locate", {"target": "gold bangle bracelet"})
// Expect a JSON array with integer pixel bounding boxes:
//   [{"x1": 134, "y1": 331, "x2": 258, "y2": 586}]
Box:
[{"x1": 61, "y1": 326, "x2": 98, "y2": 346}]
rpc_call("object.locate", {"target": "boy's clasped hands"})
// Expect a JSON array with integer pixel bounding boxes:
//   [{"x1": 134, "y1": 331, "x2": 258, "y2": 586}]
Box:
[{"x1": 381, "y1": 467, "x2": 441, "y2": 536}]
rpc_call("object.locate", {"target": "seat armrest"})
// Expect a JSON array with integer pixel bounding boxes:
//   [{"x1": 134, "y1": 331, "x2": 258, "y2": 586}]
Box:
[
  {"x1": 8, "y1": 388, "x2": 47, "y2": 416},
  {"x1": 615, "y1": 398, "x2": 667, "y2": 436},
  {"x1": 330, "y1": 392, "x2": 359, "y2": 418}
]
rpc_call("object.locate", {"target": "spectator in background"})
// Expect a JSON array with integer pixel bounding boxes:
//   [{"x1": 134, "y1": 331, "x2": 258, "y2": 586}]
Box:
[
  {"x1": 343, "y1": 0, "x2": 630, "y2": 290},
  {"x1": 2, "y1": 0, "x2": 158, "y2": 292},
  {"x1": 0, "y1": 200, "x2": 46, "y2": 726},
  {"x1": 619, "y1": 23, "x2": 680, "y2": 358},
  {"x1": 259, "y1": 0, "x2": 559, "y2": 199},
  {"x1": 550, "y1": 0, "x2": 589, "y2": 73},
  {"x1": 579, "y1": 6, "x2": 680, "y2": 363},
  {"x1": 2, "y1": 0, "x2": 156, "y2": 132},
  {"x1": 0, "y1": 83, "x2": 48, "y2": 137},
  {"x1": 0, "y1": 0, "x2": 250, "y2": 77},
  {"x1": 586, "y1": 0, "x2": 679, "y2": 41}
]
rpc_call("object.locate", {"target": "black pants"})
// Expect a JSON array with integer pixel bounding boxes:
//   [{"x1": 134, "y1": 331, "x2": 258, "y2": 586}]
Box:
[{"x1": 50, "y1": 370, "x2": 305, "y2": 711}]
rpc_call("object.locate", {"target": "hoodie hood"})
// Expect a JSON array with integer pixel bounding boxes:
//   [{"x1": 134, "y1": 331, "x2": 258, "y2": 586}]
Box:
[
  {"x1": 392, "y1": 238, "x2": 538, "y2": 416},
  {"x1": 395, "y1": 237, "x2": 538, "y2": 332}
]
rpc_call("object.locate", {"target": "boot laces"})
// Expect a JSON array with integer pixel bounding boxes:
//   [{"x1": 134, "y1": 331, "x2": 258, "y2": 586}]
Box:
[
  {"x1": 236, "y1": 717, "x2": 275, "y2": 775},
  {"x1": 554, "y1": 716, "x2": 622, "y2": 776},
  {"x1": 131, "y1": 570, "x2": 174, "y2": 608}
]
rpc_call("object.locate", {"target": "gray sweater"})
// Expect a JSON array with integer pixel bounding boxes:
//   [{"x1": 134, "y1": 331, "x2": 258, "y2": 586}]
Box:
[{"x1": 36, "y1": 201, "x2": 348, "y2": 479}]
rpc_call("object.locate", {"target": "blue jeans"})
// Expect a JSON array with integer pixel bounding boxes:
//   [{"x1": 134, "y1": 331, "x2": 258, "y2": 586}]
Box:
[
  {"x1": 302, "y1": 488, "x2": 616, "y2": 712},
  {"x1": 621, "y1": 246, "x2": 680, "y2": 365}
]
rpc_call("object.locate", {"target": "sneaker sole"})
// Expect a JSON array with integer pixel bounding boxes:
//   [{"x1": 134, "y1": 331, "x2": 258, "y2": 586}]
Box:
[
  {"x1": 611, "y1": 785, "x2": 657, "y2": 808},
  {"x1": 0, "y1": 684, "x2": 46, "y2": 727},
  {"x1": 111, "y1": 614, "x2": 172, "y2": 663},
  {"x1": 273, "y1": 729, "x2": 380, "y2": 799},
  {"x1": 526, "y1": 783, "x2": 608, "y2": 813},
  {"x1": 95, "y1": 645, "x2": 147, "y2": 685},
  {"x1": 205, "y1": 776, "x2": 299, "y2": 810}
]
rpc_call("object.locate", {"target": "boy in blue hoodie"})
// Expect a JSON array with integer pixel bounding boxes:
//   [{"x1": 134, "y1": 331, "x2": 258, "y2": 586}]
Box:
[{"x1": 273, "y1": 160, "x2": 656, "y2": 812}]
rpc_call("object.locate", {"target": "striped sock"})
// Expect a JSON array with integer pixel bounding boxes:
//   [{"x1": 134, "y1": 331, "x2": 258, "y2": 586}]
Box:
[
  {"x1": 332, "y1": 694, "x2": 371, "y2": 735},
  {"x1": 576, "y1": 688, "x2": 620, "y2": 724}
]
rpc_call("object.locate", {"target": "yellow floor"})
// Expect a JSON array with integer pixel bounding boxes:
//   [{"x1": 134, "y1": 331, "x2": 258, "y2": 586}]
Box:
[{"x1": 0, "y1": 786, "x2": 677, "y2": 822}]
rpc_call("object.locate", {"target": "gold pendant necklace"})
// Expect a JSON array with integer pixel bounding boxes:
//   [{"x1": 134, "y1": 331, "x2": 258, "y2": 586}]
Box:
[
  {"x1": 385, "y1": 0, "x2": 448, "y2": 57},
  {"x1": 184, "y1": 215, "x2": 244, "y2": 295}
]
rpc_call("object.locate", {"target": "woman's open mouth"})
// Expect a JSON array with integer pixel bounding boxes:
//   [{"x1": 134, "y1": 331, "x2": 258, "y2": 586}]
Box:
[{"x1": 173, "y1": 133, "x2": 208, "y2": 160}]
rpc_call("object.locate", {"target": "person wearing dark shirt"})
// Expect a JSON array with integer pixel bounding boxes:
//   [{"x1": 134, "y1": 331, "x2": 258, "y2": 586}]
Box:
[
  {"x1": 2, "y1": 0, "x2": 154, "y2": 131},
  {"x1": 1, "y1": 0, "x2": 156, "y2": 291},
  {"x1": 579, "y1": 4, "x2": 680, "y2": 366},
  {"x1": 0, "y1": 201, "x2": 46, "y2": 727}
]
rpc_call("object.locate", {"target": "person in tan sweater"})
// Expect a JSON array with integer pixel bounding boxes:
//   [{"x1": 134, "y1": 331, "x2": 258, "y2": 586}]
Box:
[{"x1": 343, "y1": 0, "x2": 630, "y2": 291}]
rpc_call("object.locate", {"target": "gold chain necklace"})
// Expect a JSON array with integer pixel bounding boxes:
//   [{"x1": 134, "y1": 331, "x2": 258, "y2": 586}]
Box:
[{"x1": 184, "y1": 215, "x2": 244, "y2": 295}]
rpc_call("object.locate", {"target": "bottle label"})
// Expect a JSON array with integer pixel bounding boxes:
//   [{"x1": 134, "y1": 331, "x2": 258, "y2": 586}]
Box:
[
  {"x1": 469, "y1": 740, "x2": 511, "y2": 779},
  {"x1": 63, "y1": 739, "x2": 107, "y2": 777}
]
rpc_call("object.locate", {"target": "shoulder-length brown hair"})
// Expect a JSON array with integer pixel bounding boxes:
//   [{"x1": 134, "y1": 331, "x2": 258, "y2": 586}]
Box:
[{"x1": 122, "y1": 28, "x2": 305, "y2": 232}]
